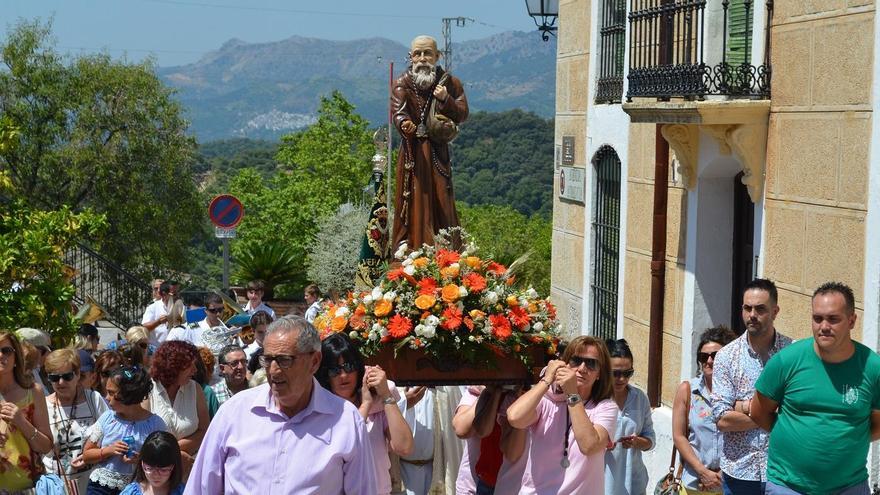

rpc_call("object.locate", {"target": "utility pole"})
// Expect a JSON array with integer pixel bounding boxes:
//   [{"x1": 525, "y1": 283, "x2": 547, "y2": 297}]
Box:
[{"x1": 441, "y1": 17, "x2": 473, "y2": 71}]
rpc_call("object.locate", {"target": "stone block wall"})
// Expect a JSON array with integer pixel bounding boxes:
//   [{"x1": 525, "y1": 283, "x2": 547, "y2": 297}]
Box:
[{"x1": 764, "y1": 1, "x2": 874, "y2": 340}]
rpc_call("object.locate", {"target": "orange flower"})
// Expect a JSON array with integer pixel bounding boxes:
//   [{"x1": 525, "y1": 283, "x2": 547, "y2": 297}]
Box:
[
  {"x1": 465, "y1": 256, "x2": 482, "y2": 269},
  {"x1": 440, "y1": 265, "x2": 460, "y2": 279},
  {"x1": 506, "y1": 295, "x2": 519, "y2": 307},
  {"x1": 413, "y1": 257, "x2": 430, "y2": 268},
  {"x1": 374, "y1": 299, "x2": 393, "y2": 317},
  {"x1": 435, "y1": 249, "x2": 461, "y2": 268},
  {"x1": 462, "y1": 273, "x2": 487, "y2": 293},
  {"x1": 489, "y1": 314, "x2": 512, "y2": 339},
  {"x1": 463, "y1": 317, "x2": 474, "y2": 332},
  {"x1": 354, "y1": 304, "x2": 366, "y2": 317},
  {"x1": 510, "y1": 306, "x2": 531, "y2": 329},
  {"x1": 546, "y1": 301, "x2": 558, "y2": 320},
  {"x1": 387, "y1": 267, "x2": 406, "y2": 281},
  {"x1": 349, "y1": 315, "x2": 367, "y2": 330},
  {"x1": 331, "y1": 316, "x2": 348, "y2": 332},
  {"x1": 487, "y1": 262, "x2": 507, "y2": 276},
  {"x1": 388, "y1": 314, "x2": 413, "y2": 338},
  {"x1": 441, "y1": 284, "x2": 460, "y2": 303},
  {"x1": 442, "y1": 305, "x2": 463, "y2": 331},
  {"x1": 417, "y1": 277, "x2": 438, "y2": 295},
  {"x1": 415, "y1": 294, "x2": 437, "y2": 310}
]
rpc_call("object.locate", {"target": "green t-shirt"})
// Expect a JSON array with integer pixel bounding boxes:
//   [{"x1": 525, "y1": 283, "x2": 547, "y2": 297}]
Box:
[{"x1": 755, "y1": 338, "x2": 880, "y2": 494}]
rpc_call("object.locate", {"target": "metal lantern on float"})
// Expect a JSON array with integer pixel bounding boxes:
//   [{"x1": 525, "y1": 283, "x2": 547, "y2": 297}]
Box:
[{"x1": 525, "y1": 0, "x2": 559, "y2": 41}]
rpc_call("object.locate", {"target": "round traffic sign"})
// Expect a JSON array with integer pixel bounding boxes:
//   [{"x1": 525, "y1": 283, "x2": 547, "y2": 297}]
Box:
[{"x1": 208, "y1": 194, "x2": 244, "y2": 228}]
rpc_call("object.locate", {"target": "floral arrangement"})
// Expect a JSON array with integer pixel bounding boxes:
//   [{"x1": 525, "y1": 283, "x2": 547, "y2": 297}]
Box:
[{"x1": 314, "y1": 230, "x2": 560, "y2": 367}]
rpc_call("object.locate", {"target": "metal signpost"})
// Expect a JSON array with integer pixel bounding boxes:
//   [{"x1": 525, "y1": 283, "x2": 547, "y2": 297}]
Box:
[{"x1": 208, "y1": 194, "x2": 244, "y2": 289}]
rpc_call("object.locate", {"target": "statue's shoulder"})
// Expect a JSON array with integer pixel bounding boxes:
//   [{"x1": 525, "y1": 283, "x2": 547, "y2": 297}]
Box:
[{"x1": 394, "y1": 71, "x2": 411, "y2": 86}]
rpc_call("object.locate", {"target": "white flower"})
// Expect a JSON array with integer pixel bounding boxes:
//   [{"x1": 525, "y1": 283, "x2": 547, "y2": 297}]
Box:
[
  {"x1": 363, "y1": 295, "x2": 374, "y2": 305},
  {"x1": 348, "y1": 331, "x2": 359, "y2": 339},
  {"x1": 372, "y1": 323, "x2": 384, "y2": 332},
  {"x1": 421, "y1": 325, "x2": 436, "y2": 338},
  {"x1": 383, "y1": 291, "x2": 396, "y2": 301},
  {"x1": 414, "y1": 324, "x2": 426, "y2": 336},
  {"x1": 450, "y1": 262, "x2": 460, "y2": 270},
  {"x1": 459, "y1": 286, "x2": 468, "y2": 298},
  {"x1": 380, "y1": 328, "x2": 389, "y2": 338},
  {"x1": 533, "y1": 321, "x2": 544, "y2": 332},
  {"x1": 371, "y1": 287, "x2": 383, "y2": 300},
  {"x1": 402, "y1": 257, "x2": 413, "y2": 267},
  {"x1": 403, "y1": 265, "x2": 415, "y2": 276},
  {"x1": 425, "y1": 315, "x2": 440, "y2": 327},
  {"x1": 334, "y1": 307, "x2": 350, "y2": 318},
  {"x1": 485, "y1": 292, "x2": 498, "y2": 304},
  {"x1": 526, "y1": 288, "x2": 538, "y2": 299},
  {"x1": 395, "y1": 242, "x2": 408, "y2": 259}
]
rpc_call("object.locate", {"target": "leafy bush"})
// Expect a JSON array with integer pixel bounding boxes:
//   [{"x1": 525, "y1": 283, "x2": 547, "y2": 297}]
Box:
[
  {"x1": 233, "y1": 242, "x2": 301, "y2": 300},
  {"x1": 306, "y1": 203, "x2": 371, "y2": 298}
]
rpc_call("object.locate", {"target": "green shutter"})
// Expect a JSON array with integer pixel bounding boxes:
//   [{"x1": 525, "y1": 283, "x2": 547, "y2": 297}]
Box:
[{"x1": 726, "y1": 0, "x2": 753, "y2": 66}]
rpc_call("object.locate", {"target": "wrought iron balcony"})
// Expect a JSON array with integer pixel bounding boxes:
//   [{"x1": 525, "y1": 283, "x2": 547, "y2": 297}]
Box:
[{"x1": 626, "y1": 0, "x2": 772, "y2": 101}]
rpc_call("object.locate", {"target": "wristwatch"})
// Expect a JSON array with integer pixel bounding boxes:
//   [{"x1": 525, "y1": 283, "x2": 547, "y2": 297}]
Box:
[
  {"x1": 566, "y1": 393, "x2": 583, "y2": 406},
  {"x1": 382, "y1": 396, "x2": 396, "y2": 405}
]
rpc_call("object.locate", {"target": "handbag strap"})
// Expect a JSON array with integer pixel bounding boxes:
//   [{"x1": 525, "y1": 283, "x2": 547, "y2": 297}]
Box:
[{"x1": 673, "y1": 380, "x2": 694, "y2": 480}]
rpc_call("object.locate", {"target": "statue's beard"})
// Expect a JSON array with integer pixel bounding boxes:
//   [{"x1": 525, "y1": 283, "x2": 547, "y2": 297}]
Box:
[{"x1": 411, "y1": 64, "x2": 436, "y2": 90}]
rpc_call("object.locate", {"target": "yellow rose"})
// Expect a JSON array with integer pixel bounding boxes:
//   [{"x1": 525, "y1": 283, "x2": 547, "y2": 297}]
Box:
[
  {"x1": 469, "y1": 309, "x2": 486, "y2": 320},
  {"x1": 465, "y1": 256, "x2": 482, "y2": 269},
  {"x1": 506, "y1": 295, "x2": 519, "y2": 307},
  {"x1": 415, "y1": 294, "x2": 437, "y2": 310},
  {"x1": 413, "y1": 257, "x2": 430, "y2": 268},
  {"x1": 331, "y1": 316, "x2": 348, "y2": 332},
  {"x1": 440, "y1": 265, "x2": 460, "y2": 279},
  {"x1": 441, "y1": 284, "x2": 460, "y2": 304},
  {"x1": 374, "y1": 299, "x2": 393, "y2": 317}
]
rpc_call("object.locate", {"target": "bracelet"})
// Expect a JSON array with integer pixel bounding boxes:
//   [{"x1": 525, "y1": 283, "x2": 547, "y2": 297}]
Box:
[
  {"x1": 29, "y1": 426, "x2": 38, "y2": 441},
  {"x1": 745, "y1": 399, "x2": 752, "y2": 416},
  {"x1": 539, "y1": 378, "x2": 551, "y2": 387},
  {"x1": 382, "y1": 396, "x2": 396, "y2": 405}
]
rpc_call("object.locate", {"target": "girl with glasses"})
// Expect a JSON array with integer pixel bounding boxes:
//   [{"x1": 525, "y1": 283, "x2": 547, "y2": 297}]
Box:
[
  {"x1": 316, "y1": 333, "x2": 413, "y2": 495},
  {"x1": 119, "y1": 430, "x2": 184, "y2": 495},
  {"x1": 507, "y1": 335, "x2": 618, "y2": 494},
  {"x1": 42, "y1": 348, "x2": 110, "y2": 493},
  {"x1": 672, "y1": 325, "x2": 736, "y2": 494},
  {"x1": 81, "y1": 366, "x2": 167, "y2": 495},
  {"x1": 0, "y1": 330, "x2": 54, "y2": 492},
  {"x1": 603, "y1": 339, "x2": 656, "y2": 495}
]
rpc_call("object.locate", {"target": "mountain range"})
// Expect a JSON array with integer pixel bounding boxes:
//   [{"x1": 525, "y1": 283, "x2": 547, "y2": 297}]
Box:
[{"x1": 158, "y1": 31, "x2": 556, "y2": 141}]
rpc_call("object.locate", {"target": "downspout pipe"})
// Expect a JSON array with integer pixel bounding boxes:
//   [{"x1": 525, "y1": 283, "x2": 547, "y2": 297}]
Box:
[{"x1": 647, "y1": 125, "x2": 669, "y2": 407}]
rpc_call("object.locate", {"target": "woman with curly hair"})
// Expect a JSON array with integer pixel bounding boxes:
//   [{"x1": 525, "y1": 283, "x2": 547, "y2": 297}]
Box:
[{"x1": 146, "y1": 340, "x2": 208, "y2": 474}]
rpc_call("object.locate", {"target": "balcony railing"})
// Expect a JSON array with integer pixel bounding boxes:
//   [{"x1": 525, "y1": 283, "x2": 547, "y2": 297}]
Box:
[
  {"x1": 596, "y1": 0, "x2": 628, "y2": 103},
  {"x1": 626, "y1": 0, "x2": 772, "y2": 101}
]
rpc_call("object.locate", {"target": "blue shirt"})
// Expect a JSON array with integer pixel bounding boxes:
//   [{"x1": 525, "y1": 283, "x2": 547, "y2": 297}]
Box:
[
  {"x1": 710, "y1": 330, "x2": 791, "y2": 481},
  {"x1": 87, "y1": 411, "x2": 167, "y2": 489},
  {"x1": 604, "y1": 385, "x2": 656, "y2": 495},
  {"x1": 120, "y1": 482, "x2": 184, "y2": 495},
  {"x1": 682, "y1": 375, "x2": 721, "y2": 490}
]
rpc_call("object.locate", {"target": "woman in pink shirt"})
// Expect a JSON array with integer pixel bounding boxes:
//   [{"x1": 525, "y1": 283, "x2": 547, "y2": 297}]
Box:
[
  {"x1": 507, "y1": 336, "x2": 618, "y2": 495},
  {"x1": 317, "y1": 333, "x2": 413, "y2": 495}
]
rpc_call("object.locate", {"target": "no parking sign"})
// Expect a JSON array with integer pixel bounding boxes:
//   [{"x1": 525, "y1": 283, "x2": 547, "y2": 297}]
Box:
[{"x1": 208, "y1": 194, "x2": 244, "y2": 229}]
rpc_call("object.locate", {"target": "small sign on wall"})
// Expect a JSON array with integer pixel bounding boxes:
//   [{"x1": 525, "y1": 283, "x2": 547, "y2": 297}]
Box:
[
  {"x1": 562, "y1": 136, "x2": 575, "y2": 166},
  {"x1": 559, "y1": 166, "x2": 585, "y2": 203}
]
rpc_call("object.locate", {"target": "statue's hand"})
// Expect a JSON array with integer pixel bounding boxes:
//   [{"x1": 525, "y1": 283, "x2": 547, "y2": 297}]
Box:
[
  {"x1": 433, "y1": 84, "x2": 448, "y2": 102},
  {"x1": 401, "y1": 120, "x2": 417, "y2": 136}
]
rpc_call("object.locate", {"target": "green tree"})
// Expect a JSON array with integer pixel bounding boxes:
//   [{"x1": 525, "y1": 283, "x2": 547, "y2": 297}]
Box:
[
  {"x1": 228, "y1": 92, "x2": 373, "y2": 295},
  {"x1": 458, "y1": 203, "x2": 551, "y2": 294},
  {"x1": 0, "y1": 118, "x2": 106, "y2": 340},
  {"x1": 0, "y1": 20, "x2": 200, "y2": 276}
]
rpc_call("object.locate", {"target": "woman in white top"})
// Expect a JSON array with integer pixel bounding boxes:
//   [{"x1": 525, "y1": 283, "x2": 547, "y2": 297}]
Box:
[
  {"x1": 42, "y1": 348, "x2": 109, "y2": 493},
  {"x1": 146, "y1": 340, "x2": 208, "y2": 474}
]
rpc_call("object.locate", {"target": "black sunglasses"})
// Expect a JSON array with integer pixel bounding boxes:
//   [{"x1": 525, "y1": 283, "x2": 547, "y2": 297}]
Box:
[
  {"x1": 206, "y1": 307, "x2": 224, "y2": 314},
  {"x1": 0, "y1": 346, "x2": 14, "y2": 357},
  {"x1": 697, "y1": 351, "x2": 718, "y2": 364},
  {"x1": 568, "y1": 356, "x2": 599, "y2": 371},
  {"x1": 612, "y1": 369, "x2": 635, "y2": 379},
  {"x1": 47, "y1": 371, "x2": 77, "y2": 383},
  {"x1": 327, "y1": 362, "x2": 357, "y2": 378}
]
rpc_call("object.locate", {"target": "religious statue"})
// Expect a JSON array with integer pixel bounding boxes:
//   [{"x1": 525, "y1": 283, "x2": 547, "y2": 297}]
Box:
[{"x1": 391, "y1": 35, "x2": 469, "y2": 250}]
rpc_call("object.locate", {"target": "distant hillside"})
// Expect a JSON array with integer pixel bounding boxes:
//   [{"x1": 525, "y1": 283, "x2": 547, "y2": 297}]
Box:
[{"x1": 159, "y1": 31, "x2": 556, "y2": 141}]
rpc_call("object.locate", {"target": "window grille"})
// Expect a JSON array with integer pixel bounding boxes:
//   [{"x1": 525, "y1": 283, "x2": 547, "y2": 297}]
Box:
[
  {"x1": 596, "y1": 0, "x2": 627, "y2": 103},
  {"x1": 590, "y1": 146, "x2": 622, "y2": 340}
]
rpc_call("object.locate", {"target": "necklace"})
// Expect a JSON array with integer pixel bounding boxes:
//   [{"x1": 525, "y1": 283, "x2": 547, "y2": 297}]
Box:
[
  {"x1": 561, "y1": 406, "x2": 571, "y2": 468},
  {"x1": 52, "y1": 388, "x2": 80, "y2": 472}
]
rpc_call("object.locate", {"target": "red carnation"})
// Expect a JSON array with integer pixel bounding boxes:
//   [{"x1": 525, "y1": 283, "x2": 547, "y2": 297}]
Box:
[
  {"x1": 435, "y1": 249, "x2": 461, "y2": 268},
  {"x1": 388, "y1": 314, "x2": 413, "y2": 338},
  {"x1": 509, "y1": 306, "x2": 531, "y2": 329},
  {"x1": 487, "y1": 262, "x2": 507, "y2": 276},
  {"x1": 489, "y1": 314, "x2": 512, "y2": 339},
  {"x1": 462, "y1": 272, "x2": 487, "y2": 293},
  {"x1": 442, "y1": 305, "x2": 463, "y2": 331},
  {"x1": 418, "y1": 277, "x2": 439, "y2": 296}
]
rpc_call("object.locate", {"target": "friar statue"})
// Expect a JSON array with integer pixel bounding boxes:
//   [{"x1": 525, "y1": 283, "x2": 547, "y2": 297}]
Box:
[{"x1": 391, "y1": 35, "x2": 469, "y2": 250}]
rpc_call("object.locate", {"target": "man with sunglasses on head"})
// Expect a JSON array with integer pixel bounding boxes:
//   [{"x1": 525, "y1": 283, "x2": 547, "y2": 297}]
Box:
[
  {"x1": 211, "y1": 344, "x2": 249, "y2": 406},
  {"x1": 142, "y1": 280, "x2": 179, "y2": 345},
  {"x1": 711, "y1": 278, "x2": 791, "y2": 495},
  {"x1": 186, "y1": 316, "x2": 377, "y2": 495}
]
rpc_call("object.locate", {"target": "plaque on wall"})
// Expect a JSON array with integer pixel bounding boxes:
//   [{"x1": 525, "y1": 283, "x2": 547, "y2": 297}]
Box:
[
  {"x1": 559, "y1": 166, "x2": 585, "y2": 204},
  {"x1": 562, "y1": 136, "x2": 575, "y2": 166}
]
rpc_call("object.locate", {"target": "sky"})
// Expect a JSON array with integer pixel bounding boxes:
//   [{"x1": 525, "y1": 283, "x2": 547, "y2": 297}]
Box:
[{"x1": 3, "y1": 0, "x2": 541, "y2": 67}]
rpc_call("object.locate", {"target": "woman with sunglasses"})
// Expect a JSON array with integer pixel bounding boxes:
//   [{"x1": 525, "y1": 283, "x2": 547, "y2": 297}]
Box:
[
  {"x1": 81, "y1": 366, "x2": 167, "y2": 495},
  {"x1": 0, "y1": 330, "x2": 54, "y2": 492},
  {"x1": 42, "y1": 348, "x2": 110, "y2": 493},
  {"x1": 317, "y1": 333, "x2": 413, "y2": 495},
  {"x1": 672, "y1": 325, "x2": 736, "y2": 494},
  {"x1": 603, "y1": 339, "x2": 655, "y2": 495},
  {"x1": 94, "y1": 351, "x2": 125, "y2": 396},
  {"x1": 119, "y1": 430, "x2": 184, "y2": 495},
  {"x1": 507, "y1": 335, "x2": 617, "y2": 495}
]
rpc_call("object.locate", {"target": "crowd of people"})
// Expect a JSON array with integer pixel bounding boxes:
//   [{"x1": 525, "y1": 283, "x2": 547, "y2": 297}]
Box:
[{"x1": 0, "y1": 277, "x2": 874, "y2": 495}]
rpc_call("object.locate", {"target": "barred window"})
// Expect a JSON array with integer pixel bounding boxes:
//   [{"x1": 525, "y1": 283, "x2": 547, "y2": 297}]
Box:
[
  {"x1": 590, "y1": 146, "x2": 621, "y2": 340},
  {"x1": 595, "y1": 0, "x2": 626, "y2": 103}
]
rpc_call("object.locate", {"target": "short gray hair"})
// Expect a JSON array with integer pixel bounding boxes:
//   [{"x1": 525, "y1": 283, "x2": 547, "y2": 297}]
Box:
[{"x1": 266, "y1": 316, "x2": 321, "y2": 353}]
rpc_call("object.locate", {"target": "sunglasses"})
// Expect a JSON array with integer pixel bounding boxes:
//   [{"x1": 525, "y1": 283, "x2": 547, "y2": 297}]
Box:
[
  {"x1": 141, "y1": 462, "x2": 174, "y2": 475},
  {"x1": 698, "y1": 351, "x2": 718, "y2": 364},
  {"x1": 0, "y1": 346, "x2": 14, "y2": 357},
  {"x1": 47, "y1": 371, "x2": 77, "y2": 383},
  {"x1": 327, "y1": 362, "x2": 357, "y2": 378},
  {"x1": 206, "y1": 307, "x2": 224, "y2": 314},
  {"x1": 259, "y1": 353, "x2": 308, "y2": 370},
  {"x1": 612, "y1": 369, "x2": 635, "y2": 379},
  {"x1": 568, "y1": 356, "x2": 599, "y2": 371}
]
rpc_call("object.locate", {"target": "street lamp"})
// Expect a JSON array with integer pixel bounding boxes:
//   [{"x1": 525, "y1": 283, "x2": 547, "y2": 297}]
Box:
[{"x1": 525, "y1": 0, "x2": 559, "y2": 41}]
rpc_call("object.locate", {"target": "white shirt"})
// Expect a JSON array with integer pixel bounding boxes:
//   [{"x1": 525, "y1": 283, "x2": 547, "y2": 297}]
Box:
[
  {"x1": 166, "y1": 324, "x2": 203, "y2": 347},
  {"x1": 244, "y1": 301, "x2": 275, "y2": 319},
  {"x1": 305, "y1": 301, "x2": 322, "y2": 323},
  {"x1": 243, "y1": 341, "x2": 262, "y2": 362},
  {"x1": 149, "y1": 379, "x2": 200, "y2": 439},
  {"x1": 142, "y1": 299, "x2": 169, "y2": 345},
  {"x1": 398, "y1": 387, "x2": 434, "y2": 461}
]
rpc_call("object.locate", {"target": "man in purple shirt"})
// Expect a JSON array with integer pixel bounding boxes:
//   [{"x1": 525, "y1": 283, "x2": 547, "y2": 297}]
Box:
[{"x1": 185, "y1": 316, "x2": 377, "y2": 495}]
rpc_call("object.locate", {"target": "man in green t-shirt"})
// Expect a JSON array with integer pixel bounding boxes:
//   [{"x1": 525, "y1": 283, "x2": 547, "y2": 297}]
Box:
[{"x1": 752, "y1": 282, "x2": 880, "y2": 495}]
